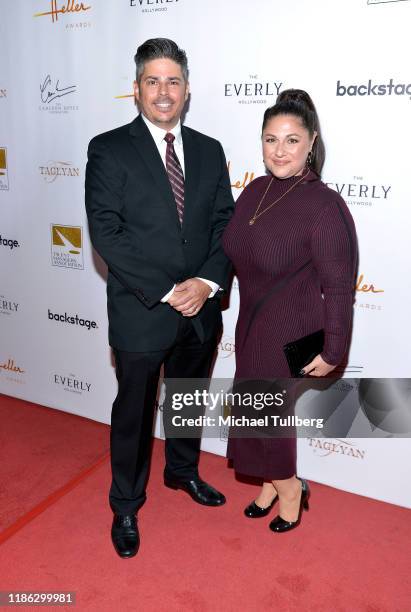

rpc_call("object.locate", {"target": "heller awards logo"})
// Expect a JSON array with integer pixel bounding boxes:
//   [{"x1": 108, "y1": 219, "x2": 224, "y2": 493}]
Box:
[
  {"x1": 0, "y1": 295, "x2": 19, "y2": 317},
  {"x1": 0, "y1": 357, "x2": 25, "y2": 385},
  {"x1": 53, "y1": 372, "x2": 92, "y2": 395},
  {"x1": 325, "y1": 175, "x2": 391, "y2": 208},
  {"x1": 39, "y1": 75, "x2": 78, "y2": 114},
  {"x1": 307, "y1": 438, "x2": 366, "y2": 460},
  {"x1": 355, "y1": 273, "x2": 384, "y2": 313},
  {"x1": 40, "y1": 161, "x2": 80, "y2": 183},
  {"x1": 34, "y1": 1, "x2": 92, "y2": 28},
  {"x1": 227, "y1": 161, "x2": 255, "y2": 192},
  {"x1": 224, "y1": 74, "x2": 283, "y2": 105},
  {"x1": 336, "y1": 78, "x2": 411, "y2": 99},
  {"x1": 0, "y1": 148, "x2": 9, "y2": 190},
  {"x1": 51, "y1": 224, "x2": 84, "y2": 269},
  {"x1": 130, "y1": 0, "x2": 181, "y2": 13}
]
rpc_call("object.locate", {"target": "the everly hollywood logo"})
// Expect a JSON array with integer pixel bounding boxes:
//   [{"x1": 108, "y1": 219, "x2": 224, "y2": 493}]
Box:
[
  {"x1": 0, "y1": 148, "x2": 9, "y2": 190},
  {"x1": 225, "y1": 75, "x2": 283, "y2": 105},
  {"x1": 130, "y1": 0, "x2": 181, "y2": 12},
  {"x1": 0, "y1": 295, "x2": 19, "y2": 316},
  {"x1": 336, "y1": 79, "x2": 411, "y2": 98},
  {"x1": 34, "y1": 1, "x2": 91, "y2": 23},
  {"x1": 40, "y1": 161, "x2": 80, "y2": 183},
  {"x1": 53, "y1": 372, "x2": 92, "y2": 394},
  {"x1": 48, "y1": 309, "x2": 98, "y2": 330},
  {"x1": 0, "y1": 234, "x2": 20, "y2": 249},
  {"x1": 326, "y1": 176, "x2": 391, "y2": 208},
  {"x1": 51, "y1": 225, "x2": 84, "y2": 270},
  {"x1": 40, "y1": 75, "x2": 78, "y2": 114}
]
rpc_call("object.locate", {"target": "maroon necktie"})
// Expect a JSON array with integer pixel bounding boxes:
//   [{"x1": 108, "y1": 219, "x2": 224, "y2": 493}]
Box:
[{"x1": 164, "y1": 132, "x2": 184, "y2": 224}]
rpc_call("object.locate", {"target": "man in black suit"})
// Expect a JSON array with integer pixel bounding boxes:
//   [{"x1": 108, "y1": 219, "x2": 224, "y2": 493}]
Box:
[{"x1": 85, "y1": 39, "x2": 234, "y2": 558}]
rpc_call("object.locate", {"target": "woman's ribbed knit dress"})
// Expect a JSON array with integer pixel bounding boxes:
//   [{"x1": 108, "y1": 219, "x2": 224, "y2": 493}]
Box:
[{"x1": 222, "y1": 169, "x2": 357, "y2": 480}]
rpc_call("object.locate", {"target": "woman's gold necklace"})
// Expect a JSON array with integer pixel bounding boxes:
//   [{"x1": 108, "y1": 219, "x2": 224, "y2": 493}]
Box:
[{"x1": 248, "y1": 168, "x2": 310, "y2": 226}]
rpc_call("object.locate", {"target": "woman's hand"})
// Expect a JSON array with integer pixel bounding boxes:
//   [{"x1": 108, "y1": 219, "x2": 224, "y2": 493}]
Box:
[{"x1": 301, "y1": 354, "x2": 336, "y2": 377}]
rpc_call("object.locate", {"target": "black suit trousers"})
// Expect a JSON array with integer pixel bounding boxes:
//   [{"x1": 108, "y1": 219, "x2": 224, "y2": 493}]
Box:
[{"x1": 109, "y1": 316, "x2": 219, "y2": 515}]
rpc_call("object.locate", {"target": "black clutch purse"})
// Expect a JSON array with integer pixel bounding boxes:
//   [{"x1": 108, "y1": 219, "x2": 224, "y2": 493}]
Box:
[{"x1": 283, "y1": 329, "x2": 324, "y2": 377}]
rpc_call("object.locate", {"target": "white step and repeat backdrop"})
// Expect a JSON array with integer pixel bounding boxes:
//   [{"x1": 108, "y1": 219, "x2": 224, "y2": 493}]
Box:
[{"x1": 1, "y1": 0, "x2": 410, "y2": 507}]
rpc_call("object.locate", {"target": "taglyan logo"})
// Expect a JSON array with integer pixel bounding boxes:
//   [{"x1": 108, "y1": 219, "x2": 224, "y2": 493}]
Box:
[
  {"x1": 0, "y1": 148, "x2": 9, "y2": 190},
  {"x1": 0, "y1": 295, "x2": 19, "y2": 317},
  {"x1": 51, "y1": 225, "x2": 84, "y2": 270},
  {"x1": 326, "y1": 176, "x2": 391, "y2": 208},
  {"x1": 40, "y1": 161, "x2": 80, "y2": 183},
  {"x1": 53, "y1": 372, "x2": 92, "y2": 394},
  {"x1": 130, "y1": 0, "x2": 181, "y2": 13},
  {"x1": 227, "y1": 161, "x2": 255, "y2": 191},
  {"x1": 218, "y1": 335, "x2": 235, "y2": 359},
  {"x1": 336, "y1": 79, "x2": 411, "y2": 99},
  {"x1": 225, "y1": 75, "x2": 283, "y2": 105},
  {"x1": 0, "y1": 357, "x2": 26, "y2": 385},
  {"x1": 39, "y1": 75, "x2": 78, "y2": 114},
  {"x1": 48, "y1": 309, "x2": 98, "y2": 330},
  {"x1": 307, "y1": 438, "x2": 366, "y2": 459},
  {"x1": 34, "y1": 1, "x2": 91, "y2": 23},
  {"x1": 0, "y1": 234, "x2": 20, "y2": 250}
]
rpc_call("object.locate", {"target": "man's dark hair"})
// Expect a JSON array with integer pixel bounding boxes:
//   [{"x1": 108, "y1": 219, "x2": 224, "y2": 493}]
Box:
[{"x1": 134, "y1": 38, "x2": 189, "y2": 83}]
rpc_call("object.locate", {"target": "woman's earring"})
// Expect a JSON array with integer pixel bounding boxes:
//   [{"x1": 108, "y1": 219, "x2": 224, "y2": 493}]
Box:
[{"x1": 307, "y1": 151, "x2": 313, "y2": 167}]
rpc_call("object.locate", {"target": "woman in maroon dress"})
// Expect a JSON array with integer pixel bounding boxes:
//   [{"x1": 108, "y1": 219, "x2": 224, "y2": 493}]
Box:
[{"x1": 222, "y1": 90, "x2": 357, "y2": 532}]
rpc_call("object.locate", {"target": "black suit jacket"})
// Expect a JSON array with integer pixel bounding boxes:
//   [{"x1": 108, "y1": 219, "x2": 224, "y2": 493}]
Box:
[{"x1": 85, "y1": 115, "x2": 234, "y2": 351}]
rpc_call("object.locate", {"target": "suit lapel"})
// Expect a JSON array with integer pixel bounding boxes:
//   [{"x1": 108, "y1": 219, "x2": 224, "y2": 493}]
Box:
[
  {"x1": 129, "y1": 115, "x2": 180, "y2": 229},
  {"x1": 181, "y1": 126, "x2": 201, "y2": 230}
]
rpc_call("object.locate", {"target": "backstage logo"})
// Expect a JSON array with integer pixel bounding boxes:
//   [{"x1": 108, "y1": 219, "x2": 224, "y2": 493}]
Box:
[
  {"x1": 48, "y1": 309, "x2": 98, "y2": 330},
  {"x1": 218, "y1": 335, "x2": 235, "y2": 359},
  {"x1": 40, "y1": 161, "x2": 80, "y2": 183},
  {"x1": 0, "y1": 148, "x2": 9, "y2": 190},
  {"x1": 325, "y1": 176, "x2": 392, "y2": 208},
  {"x1": 0, "y1": 357, "x2": 26, "y2": 385},
  {"x1": 307, "y1": 438, "x2": 366, "y2": 460},
  {"x1": 53, "y1": 372, "x2": 92, "y2": 394},
  {"x1": 227, "y1": 161, "x2": 255, "y2": 191},
  {"x1": 224, "y1": 74, "x2": 284, "y2": 105},
  {"x1": 51, "y1": 224, "x2": 84, "y2": 270},
  {"x1": 130, "y1": 0, "x2": 181, "y2": 14},
  {"x1": 33, "y1": 1, "x2": 92, "y2": 26},
  {"x1": 0, "y1": 234, "x2": 20, "y2": 250},
  {"x1": 0, "y1": 295, "x2": 19, "y2": 317},
  {"x1": 336, "y1": 78, "x2": 411, "y2": 99},
  {"x1": 39, "y1": 75, "x2": 78, "y2": 114}
]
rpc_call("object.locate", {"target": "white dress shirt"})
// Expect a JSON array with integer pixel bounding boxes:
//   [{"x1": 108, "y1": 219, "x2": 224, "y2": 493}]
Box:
[{"x1": 141, "y1": 114, "x2": 219, "y2": 302}]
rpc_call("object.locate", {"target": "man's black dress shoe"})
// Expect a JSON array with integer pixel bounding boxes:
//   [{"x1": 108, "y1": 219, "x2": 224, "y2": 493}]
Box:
[
  {"x1": 164, "y1": 475, "x2": 226, "y2": 506},
  {"x1": 111, "y1": 514, "x2": 139, "y2": 558},
  {"x1": 269, "y1": 478, "x2": 310, "y2": 533},
  {"x1": 244, "y1": 496, "x2": 277, "y2": 518}
]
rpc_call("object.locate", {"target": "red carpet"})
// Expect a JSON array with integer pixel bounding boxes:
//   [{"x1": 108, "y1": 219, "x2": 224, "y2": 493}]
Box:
[{"x1": 1, "y1": 395, "x2": 410, "y2": 611}]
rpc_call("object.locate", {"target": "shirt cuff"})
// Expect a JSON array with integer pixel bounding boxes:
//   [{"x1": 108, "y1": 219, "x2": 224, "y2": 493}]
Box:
[
  {"x1": 196, "y1": 277, "x2": 220, "y2": 298},
  {"x1": 161, "y1": 284, "x2": 176, "y2": 303}
]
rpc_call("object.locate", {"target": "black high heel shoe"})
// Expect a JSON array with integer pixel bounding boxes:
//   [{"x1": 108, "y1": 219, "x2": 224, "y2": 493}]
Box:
[
  {"x1": 269, "y1": 478, "x2": 310, "y2": 532},
  {"x1": 244, "y1": 495, "x2": 277, "y2": 518}
]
